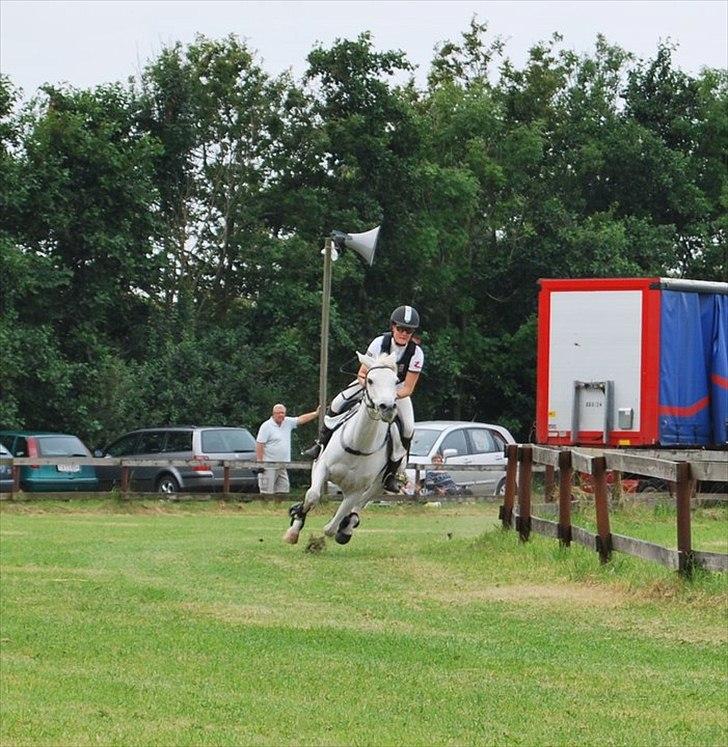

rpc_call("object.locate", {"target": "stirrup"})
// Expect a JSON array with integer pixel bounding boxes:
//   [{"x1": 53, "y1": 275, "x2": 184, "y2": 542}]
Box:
[{"x1": 383, "y1": 473, "x2": 400, "y2": 495}]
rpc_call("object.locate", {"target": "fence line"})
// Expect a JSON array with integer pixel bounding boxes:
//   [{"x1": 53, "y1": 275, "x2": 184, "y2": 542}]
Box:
[
  {"x1": 499, "y1": 444, "x2": 728, "y2": 576},
  {"x1": 0, "y1": 456, "x2": 509, "y2": 500}
]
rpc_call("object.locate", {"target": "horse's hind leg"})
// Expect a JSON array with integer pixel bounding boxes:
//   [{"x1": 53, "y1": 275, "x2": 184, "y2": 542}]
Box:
[
  {"x1": 283, "y1": 460, "x2": 328, "y2": 545},
  {"x1": 323, "y1": 494, "x2": 359, "y2": 537},
  {"x1": 334, "y1": 511, "x2": 360, "y2": 545},
  {"x1": 327, "y1": 482, "x2": 383, "y2": 543}
]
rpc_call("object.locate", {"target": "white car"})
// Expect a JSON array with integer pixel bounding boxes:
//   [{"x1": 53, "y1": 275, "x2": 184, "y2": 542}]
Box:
[{"x1": 406, "y1": 421, "x2": 516, "y2": 496}]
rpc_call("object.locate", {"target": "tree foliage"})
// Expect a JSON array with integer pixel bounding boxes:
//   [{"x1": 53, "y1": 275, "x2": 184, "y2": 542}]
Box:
[{"x1": 1, "y1": 26, "x2": 725, "y2": 445}]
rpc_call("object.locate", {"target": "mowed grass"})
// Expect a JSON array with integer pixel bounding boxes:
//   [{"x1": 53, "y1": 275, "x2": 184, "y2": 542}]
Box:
[{"x1": 1, "y1": 499, "x2": 726, "y2": 747}]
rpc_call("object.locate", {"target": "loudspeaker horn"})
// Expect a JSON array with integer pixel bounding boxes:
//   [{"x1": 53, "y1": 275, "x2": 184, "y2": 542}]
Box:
[{"x1": 332, "y1": 225, "x2": 380, "y2": 266}]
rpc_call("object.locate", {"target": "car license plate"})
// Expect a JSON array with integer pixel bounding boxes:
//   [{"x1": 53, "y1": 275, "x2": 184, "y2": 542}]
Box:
[{"x1": 57, "y1": 464, "x2": 80, "y2": 473}]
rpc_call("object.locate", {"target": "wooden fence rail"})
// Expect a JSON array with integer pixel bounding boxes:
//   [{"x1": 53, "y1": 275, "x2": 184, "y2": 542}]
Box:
[
  {"x1": 499, "y1": 444, "x2": 728, "y2": 576},
  {"x1": 0, "y1": 456, "x2": 513, "y2": 501}
]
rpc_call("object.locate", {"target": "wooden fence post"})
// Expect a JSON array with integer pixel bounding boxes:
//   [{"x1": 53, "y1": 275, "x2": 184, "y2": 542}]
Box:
[
  {"x1": 516, "y1": 445, "x2": 533, "y2": 542},
  {"x1": 676, "y1": 461, "x2": 694, "y2": 576},
  {"x1": 12, "y1": 465, "x2": 20, "y2": 497},
  {"x1": 544, "y1": 465, "x2": 556, "y2": 502},
  {"x1": 120, "y1": 465, "x2": 129, "y2": 496},
  {"x1": 223, "y1": 466, "x2": 230, "y2": 498},
  {"x1": 558, "y1": 450, "x2": 573, "y2": 546},
  {"x1": 611, "y1": 470, "x2": 623, "y2": 505},
  {"x1": 592, "y1": 456, "x2": 612, "y2": 563},
  {"x1": 499, "y1": 444, "x2": 518, "y2": 529}
]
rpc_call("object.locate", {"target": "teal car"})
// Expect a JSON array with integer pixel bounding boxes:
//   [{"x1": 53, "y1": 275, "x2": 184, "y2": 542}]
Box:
[{"x1": 0, "y1": 431, "x2": 98, "y2": 492}]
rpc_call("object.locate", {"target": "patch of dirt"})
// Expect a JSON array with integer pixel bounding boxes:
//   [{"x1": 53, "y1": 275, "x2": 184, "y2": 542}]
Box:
[
  {"x1": 422, "y1": 582, "x2": 625, "y2": 607},
  {"x1": 178, "y1": 599, "x2": 417, "y2": 635},
  {"x1": 1, "y1": 564, "x2": 111, "y2": 579},
  {"x1": 56, "y1": 520, "x2": 146, "y2": 527},
  {"x1": 305, "y1": 534, "x2": 326, "y2": 554},
  {"x1": 602, "y1": 615, "x2": 728, "y2": 646},
  {"x1": 386, "y1": 557, "x2": 625, "y2": 608}
]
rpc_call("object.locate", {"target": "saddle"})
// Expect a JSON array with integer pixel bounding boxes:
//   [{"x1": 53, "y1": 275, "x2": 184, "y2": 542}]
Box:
[{"x1": 324, "y1": 404, "x2": 360, "y2": 431}]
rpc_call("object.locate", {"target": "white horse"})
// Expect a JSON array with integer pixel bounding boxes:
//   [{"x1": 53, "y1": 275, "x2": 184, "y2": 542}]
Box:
[{"x1": 283, "y1": 350, "x2": 405, "y2": 546}]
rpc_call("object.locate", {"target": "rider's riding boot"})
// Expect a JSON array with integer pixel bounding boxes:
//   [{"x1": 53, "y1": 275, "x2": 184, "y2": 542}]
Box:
[
  {"x1": 383, "y1": 459, "x2": 403, "y2": 494},
  {"x1": 301, "y1": 422, "x2": 333, "y2": 460},
  {"x1": 382, "y1": 435, "x2": 411, "y2": 494}
]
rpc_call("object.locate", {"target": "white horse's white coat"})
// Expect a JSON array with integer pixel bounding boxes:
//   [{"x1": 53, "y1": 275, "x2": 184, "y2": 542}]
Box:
[{"x1": 284, "y1": 351, "x2": 404, "y2": 544}]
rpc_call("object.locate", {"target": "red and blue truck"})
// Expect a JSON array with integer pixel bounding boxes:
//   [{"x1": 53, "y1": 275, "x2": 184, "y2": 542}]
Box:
[{"x1": 536, "y1": 277, "x2": 727, "y2": 448}]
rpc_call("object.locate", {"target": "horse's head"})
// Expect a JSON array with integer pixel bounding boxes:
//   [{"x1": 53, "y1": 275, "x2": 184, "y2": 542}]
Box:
[{"x1": 357, "y1": 351, "x2": 398, "y2": 423}]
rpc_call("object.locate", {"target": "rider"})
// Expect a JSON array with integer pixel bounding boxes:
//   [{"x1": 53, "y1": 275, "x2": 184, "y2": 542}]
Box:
[{"x1": 302, "y1": 305, "x2": 424, "y2": 494}]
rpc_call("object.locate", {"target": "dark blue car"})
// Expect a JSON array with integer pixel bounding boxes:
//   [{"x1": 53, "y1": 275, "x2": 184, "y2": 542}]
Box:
[{"x1": 0, "y1": 443, "x2": 13, "y2": 494}]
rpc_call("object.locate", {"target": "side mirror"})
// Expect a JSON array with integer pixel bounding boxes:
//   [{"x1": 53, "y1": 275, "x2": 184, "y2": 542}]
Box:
[{"x1": 442, "y1": 448, "x2": 458, "y2": 460}]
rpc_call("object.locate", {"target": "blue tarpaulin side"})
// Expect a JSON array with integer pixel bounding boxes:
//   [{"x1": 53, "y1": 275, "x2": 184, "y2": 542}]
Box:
[
  {"x1": 658, "y1": 291, "x2": 727, "y2": 445},
  {"x1": 710, "y1": 294, "x2": 728, "y2": 444}
]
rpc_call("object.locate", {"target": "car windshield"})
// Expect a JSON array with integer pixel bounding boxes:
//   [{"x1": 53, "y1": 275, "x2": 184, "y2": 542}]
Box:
[
  {"x1": 201, "y1": 428, "x2": 256, "y2": 453},
  {"x1": 38, "y1": 436, "x2": 89, "y2": 456},
  {"x1": 410, "y1": 428, "x2": 443, "y2": 457}
]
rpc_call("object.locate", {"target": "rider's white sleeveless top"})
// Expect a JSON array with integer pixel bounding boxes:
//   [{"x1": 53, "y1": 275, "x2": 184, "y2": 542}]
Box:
[{"x1": 366, "y1": 334, "x2": 424, "y2": 389}]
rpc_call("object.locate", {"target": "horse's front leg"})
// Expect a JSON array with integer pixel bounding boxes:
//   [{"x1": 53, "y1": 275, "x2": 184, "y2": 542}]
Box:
[{"x1": 283, "y1": 460, "x2": 329, "y2": 545}]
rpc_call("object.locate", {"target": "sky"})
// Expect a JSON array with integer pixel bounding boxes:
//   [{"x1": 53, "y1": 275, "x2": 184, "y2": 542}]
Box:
[{"x1": 1, "y1": 0, "x2": 727, "y2": 98}]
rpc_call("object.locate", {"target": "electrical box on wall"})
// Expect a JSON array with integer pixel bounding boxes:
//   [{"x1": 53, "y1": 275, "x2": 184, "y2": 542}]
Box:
[{"x1": 535, "y1": 277, "x2": 728, "y2": 447}]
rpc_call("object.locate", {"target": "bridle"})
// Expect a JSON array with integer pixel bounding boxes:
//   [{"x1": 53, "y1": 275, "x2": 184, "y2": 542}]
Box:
[
  {"x1": 341, "y1": 364, "x2": 396, "y2": 457},
  {"x1": 361, "y1": 364, "x2": 397, "y2": 420}
]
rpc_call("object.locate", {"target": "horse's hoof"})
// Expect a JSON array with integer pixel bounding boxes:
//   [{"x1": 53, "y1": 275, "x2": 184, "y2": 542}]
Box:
[
  {"x1": 283, "y1": 527, "x2": 300, "y2": 544},
  {"x1": 288, "y1": 502, "x2": 307, "y2": 533},
  {"x1": 334, "y1": 513, "x2": 360, "y2": 545}
]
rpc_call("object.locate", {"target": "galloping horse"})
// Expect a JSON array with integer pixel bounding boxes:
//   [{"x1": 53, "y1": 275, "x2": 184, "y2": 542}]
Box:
[{"x1": 283, "y1": 351, "x2": 405, "y2": 546}]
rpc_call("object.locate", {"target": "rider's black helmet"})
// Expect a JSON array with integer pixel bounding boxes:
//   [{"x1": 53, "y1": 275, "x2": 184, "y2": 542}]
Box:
[{"x1": 390, "y1": 305, "x2": 420, "y2": 330}]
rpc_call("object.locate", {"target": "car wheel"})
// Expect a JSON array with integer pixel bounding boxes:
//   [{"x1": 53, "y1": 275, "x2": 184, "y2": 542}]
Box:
[
  {"x1": 156, "y1": 474, "x2": 180, "y2": 495},
  {"x1": 496, "y1": 478, "x2": 507, "y2": 497}
]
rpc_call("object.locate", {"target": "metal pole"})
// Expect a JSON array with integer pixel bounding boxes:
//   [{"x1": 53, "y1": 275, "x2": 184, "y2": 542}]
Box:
[
  {"x1": 499, "y1": 444, "x2": 518, "y2": 529},
  {"x1": 676, "y1": 461, "x2": 694, "y2": 576},
  {"x1": 593, "y1": 457, "x2": 612, "y2": 563},
  {"x1": 318, "y1": 237, "x2": 333, "y2": 431},
  {"x1": 516, "y1": 446, "x2": 533, "y2": 541}
]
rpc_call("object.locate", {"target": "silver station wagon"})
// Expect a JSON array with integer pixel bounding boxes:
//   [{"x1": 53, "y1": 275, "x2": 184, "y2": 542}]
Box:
[
  {"x1": 95, "y1": 426, "x2": 258, "y2": 494},
  {"x1": 407, "y1": 420, "x2": 516, "y2": 496}
]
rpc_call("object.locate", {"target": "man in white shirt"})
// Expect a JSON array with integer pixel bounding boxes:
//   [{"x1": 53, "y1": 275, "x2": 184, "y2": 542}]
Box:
[{"x1": 256, "y1": 403, "x2": 319, "y2": 493}]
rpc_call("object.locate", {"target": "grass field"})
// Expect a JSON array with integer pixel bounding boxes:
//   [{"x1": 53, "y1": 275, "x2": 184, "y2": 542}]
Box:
[{"x1": 1, "y1": 499, "x2": 727, "y2": 746}]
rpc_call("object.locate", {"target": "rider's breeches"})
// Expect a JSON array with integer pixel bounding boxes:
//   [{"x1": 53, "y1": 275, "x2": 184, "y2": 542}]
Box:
[
  {"x1": 395, "y1": 396, "x2": 414, "y2": 439},
  {"x1": 330, "y1": 381, "x2": 365, "y2": 415},
  {"x1": 330, "y1": 381, "x2": 414, "y2": 439}
]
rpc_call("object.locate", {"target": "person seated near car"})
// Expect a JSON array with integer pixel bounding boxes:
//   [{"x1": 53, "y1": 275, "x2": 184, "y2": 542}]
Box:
[{"x1": 423, "y1": 452, "x2": 463, "y2": 496}]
